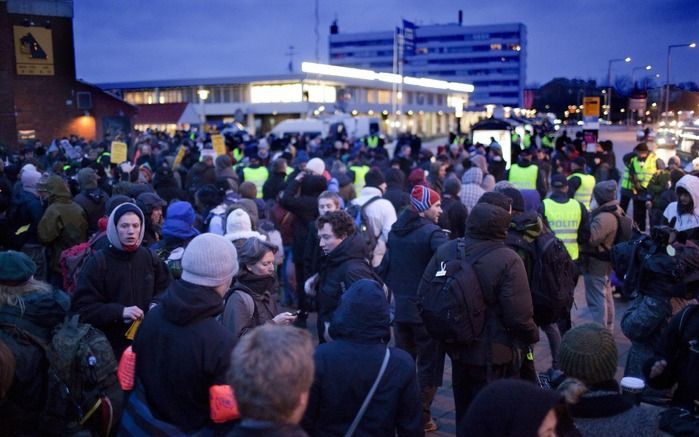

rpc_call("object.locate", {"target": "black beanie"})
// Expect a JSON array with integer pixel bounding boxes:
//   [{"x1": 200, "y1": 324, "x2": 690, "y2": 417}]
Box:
[
  {"x1": 112, "y1": 202, "x2": 144, "y2": 227},
  {"x1": 477, "y1": 191, "x2": 512, "y2": 212},
  {"x1": 501, "y1": 188, "x2": 525, "y2": 212}
]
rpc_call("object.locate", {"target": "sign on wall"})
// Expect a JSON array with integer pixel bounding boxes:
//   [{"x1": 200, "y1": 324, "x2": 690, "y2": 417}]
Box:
[{"x1": 13, "y1": 26, "x2": 54, "y2": 76}]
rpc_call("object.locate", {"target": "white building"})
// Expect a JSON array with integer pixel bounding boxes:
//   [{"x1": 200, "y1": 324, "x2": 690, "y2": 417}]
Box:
[{"x1": 328, "y1": 20, "x2": 526, "y2": 108}]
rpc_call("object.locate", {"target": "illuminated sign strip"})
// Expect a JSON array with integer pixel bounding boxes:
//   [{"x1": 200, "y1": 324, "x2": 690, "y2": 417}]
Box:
[{"x1": 301, "y1": 62, "x2": 474, "y2": 93}]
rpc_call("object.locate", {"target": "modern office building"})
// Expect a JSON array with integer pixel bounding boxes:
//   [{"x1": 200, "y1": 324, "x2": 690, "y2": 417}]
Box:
[
  {"x1": 98, "y1": 62, "x2": 476, "y2": 136},
  {"x1": 328, "y1": 19, "x2": 526, "y2": 108}
]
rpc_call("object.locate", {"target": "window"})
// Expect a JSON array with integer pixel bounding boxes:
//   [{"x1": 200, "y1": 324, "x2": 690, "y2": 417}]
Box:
[{"x1": 490, "y1": 43, "x2": 502, "y2": 51}]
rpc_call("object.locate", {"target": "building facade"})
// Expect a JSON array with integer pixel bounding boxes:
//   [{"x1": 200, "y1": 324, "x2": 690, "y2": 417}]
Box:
[
  {"x1": 0, "y1": 0, "x2": 135, "y2": 148},
  {"x1": 329, "y1": 21, "x2": 526, "y2": 108}
]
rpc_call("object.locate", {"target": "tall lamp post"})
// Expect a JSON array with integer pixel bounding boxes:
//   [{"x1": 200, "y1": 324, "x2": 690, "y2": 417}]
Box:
[
  {"x1": 197, "y1": 88, "x2": 210, "y2": 136},
  {"x1": 664, "y1": 42, "x2": 696, "y2": 121},
  {"x1": 631, "y1": 65, "x2": 652, "y2": 89},
  {"x1": 606, "y1": 57, "x2": 631, "y2": 124}
]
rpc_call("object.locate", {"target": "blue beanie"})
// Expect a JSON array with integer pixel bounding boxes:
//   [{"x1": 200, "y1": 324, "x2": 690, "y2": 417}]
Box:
[{"x1": 161, "y1": 201, "x2": 199, "y2": 239}]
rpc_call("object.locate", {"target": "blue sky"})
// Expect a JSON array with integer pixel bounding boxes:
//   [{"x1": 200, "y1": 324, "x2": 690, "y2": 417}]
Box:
[{"x1": 73, "y1": 0, "x2": 699, "y2": 87}]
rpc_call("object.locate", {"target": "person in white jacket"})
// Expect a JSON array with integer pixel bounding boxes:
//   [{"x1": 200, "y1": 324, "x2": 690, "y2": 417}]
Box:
[
  {"x1": 663, "y1": 174, "x2": 699, "y2": 239},
  {"x1": 349, "y1": 167, "x2": 397, "y2": 267}
]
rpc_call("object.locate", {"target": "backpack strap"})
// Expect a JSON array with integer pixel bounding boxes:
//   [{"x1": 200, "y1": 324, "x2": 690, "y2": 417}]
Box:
[{"x1": 344, "y1": 348, "x2": 391, "y2": 437}]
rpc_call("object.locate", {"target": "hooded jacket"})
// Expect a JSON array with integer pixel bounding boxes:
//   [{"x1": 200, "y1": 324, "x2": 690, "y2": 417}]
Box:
[
  {"x1": 37, "y1": 175, "x2": 88, "y2": 272},
  {"x1": 74, "y1": 188, "x2": 108, "y2": 235},
  {"x1": 302, "y1": 280, "x2": 422, "y2": 437},
  {"x1": 133, "y1": 280, "x2": 236, "y2": 433},
  {"x1": 71, "y1": 203, "x2": 170, "y2": 356},
  {"x1": 317, "y1": 233, "x2": 375, "y2": 321},
  {"x1": 663, "y1": 174, "x2": 699, "y2": 234},
  {"x1": 419, "y1": 203, "x2": 539, "y2": 365},
  {"x1": 8, "y1": 183, "x2": 44, "y2": 247},
  {"x1": 386, "y1": 209, "x2": 449, "y2": 323},
  {"x1": 460, "y1": 167, "x2": 486, "y2": 212}
]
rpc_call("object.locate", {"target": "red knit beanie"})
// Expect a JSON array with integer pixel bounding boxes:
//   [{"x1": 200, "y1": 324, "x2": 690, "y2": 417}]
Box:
[{"x1": 410, "y1": 185, "x2": 440, "y2": 212}]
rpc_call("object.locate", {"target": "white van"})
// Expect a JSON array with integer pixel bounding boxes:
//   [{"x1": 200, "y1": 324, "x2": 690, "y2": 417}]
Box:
[{"x1": 271, "y1": 115, "x2": 381, "y2": 140}]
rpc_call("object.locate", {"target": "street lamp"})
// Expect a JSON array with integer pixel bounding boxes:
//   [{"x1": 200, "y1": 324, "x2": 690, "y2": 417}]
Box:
[
  {"x1": 197, "y1": 88, "x2": 210, "y2": 135},
  {"x1": 665, "y1": 43, "x2": 696, "y2": 120},
  {"x1": 631, "y1": 65, "x2": 652, "y2": 89},
  {"x1": 607, "y1": 57, "x2": 631, "y2": 123}
]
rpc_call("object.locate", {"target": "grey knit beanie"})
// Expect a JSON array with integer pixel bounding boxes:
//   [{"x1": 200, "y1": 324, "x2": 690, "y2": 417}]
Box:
[
  {"x1": 559, "y1": 323, "x2": 618, "y2": 385},
  {"x1": 593, "y1": 180, "x2": 617, "y2": 205},
  {"x1": 181, "y1": 233, "x2": 239, "y2": 287}
]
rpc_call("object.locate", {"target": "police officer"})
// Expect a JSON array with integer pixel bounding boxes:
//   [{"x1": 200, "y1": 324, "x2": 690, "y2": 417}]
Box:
[
  {"x1": 621, "y1": 143, "x2": 657, "y2": 231},
  {"x1": 507, "y1": 147, "x2": 547, "y2": 199},
  {"x1": 567, "y1": 157, "x2": 596, "y2": 210},
  {"x1": 239, "y1": 146, "x2": 269, "y2": 199},
  {"x1": 542, "y1": 174, "x2": 590, "y2": 261}
]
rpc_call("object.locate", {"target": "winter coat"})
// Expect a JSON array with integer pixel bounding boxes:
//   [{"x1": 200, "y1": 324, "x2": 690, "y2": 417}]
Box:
[
  {"x1": 133, "y1": 280, "x2": 236, "y2": 434},
  {"x1": 419, "y1": 203, "x2": 539, "y2": 366},
  {"x1": 460, "y1": 167, "x2": 486, "y2": 212},
  {"x1": 438, "y1": 193, "x2": 468, "y2": 239},
  {"x1": 262, "y1": 170, "x2": 288, "y2": 201},
  {"x1": 7, "y1": 188, "x2": 44, "y2": 247},
  {"x1": 580, "y1": 200, "x2": 622, "y2": 276},
  {"x1": 73, "y1": 188, "x2": 108, "y2": 234},
  {"x1": 37, "y1": 176, "x2": 88, "y2": 273},
  {"x1": 351, "y1": 186, "x2": 397, "y2": 266},
  {"x1": 302, "y1": 280, "x2": 422, "y2": 437},
  {"x1": 302, "y1": 221, "x2": 323, "y2": 278},
  {"x1": 0, "y1": 287, "x2": 70, "y2": 435},
  {"x1": 228, "y1": 421, "x2": 308, "y2": 437},
  {"x1": 386, "y1": 209, "x2": 449, "y2": 323},
  {"x1": 664, "y1": 175, "x2": 699, "y2": 233},
  {"x1": 567, "y1": 380, "x2": 664, "y2": 437},
  {"x1": 316, "y1": 233, "x2": 375, "y2": 322},
  {"x1": 383, "y1": 168, "x2": 410, "y2": 214},
  {"x1": 220, "y1": 271, "x2": 280, "y2": 341},
  {"x1": 71, "y1": 245, "x2": 170, "y2": 356},
  {"x1": 280, "y1": 176, "x2": 326, "y2": 271}
]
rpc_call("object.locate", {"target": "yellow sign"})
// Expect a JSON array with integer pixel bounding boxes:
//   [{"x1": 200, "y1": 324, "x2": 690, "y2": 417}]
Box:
[
  {"x1": 583, "y1": 97, "x2": 601, "y2": 118},
  {"x1": 110, "y1": 141, "x2": 128, "y2": 164},
  {"x1": 172, "y1": 145, "x2": 186, "y2": 169},
  {"x1": 13, "y1": 26, "x2": 54, "y2": 76},
  {"x1": 212, "y1": 134, "x2": 226, "y2": 156}
]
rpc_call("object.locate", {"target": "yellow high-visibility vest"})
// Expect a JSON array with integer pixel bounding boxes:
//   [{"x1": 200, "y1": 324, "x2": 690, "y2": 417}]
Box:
[
  {"x1": 568, "y1": 173, "x2": 596, "y2": 210},
  {"x1": 350, "y1": 165, "x2": 370, "y2": 193},
  {"x1": 508, "y1": 164, "x2": 538, "y2": 190},
  {"x1": 543, "y1": 198, "x2": 582, "y2": 260},
  {"x1": 366, "y1": 135, "x2": 380, "y2": 149},
  {"x1": 622, "y1": 153, "x2": 657, "y2": 191},
  {"x1": 242, "y1": 166, "x2": 269, "y2": 198}
]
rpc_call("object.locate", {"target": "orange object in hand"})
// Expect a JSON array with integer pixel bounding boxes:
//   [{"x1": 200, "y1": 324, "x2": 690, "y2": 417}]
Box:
[
  {"x1": 209, "y1": 384, "x2": 240, "y2": 423},
  {"x1": 118, "y1": 346, "x2": 136, "y2": 391}
]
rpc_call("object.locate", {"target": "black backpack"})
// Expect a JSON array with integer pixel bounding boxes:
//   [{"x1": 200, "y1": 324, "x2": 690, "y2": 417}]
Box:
[
  {"x1": 0, "y1": 315, "x2": 122, "y2": 436},
  {"x1": 417, "y1": 240, "x2": 499, "y2": 344},
  {"x1": 530, "y1": 232, "x2": 578, "y2": 326},
  {"x1": 346, "y1": 196, "x2": 382, "y2": 259}
]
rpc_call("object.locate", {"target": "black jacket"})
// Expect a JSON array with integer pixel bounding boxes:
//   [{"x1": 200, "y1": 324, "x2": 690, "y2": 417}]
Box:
[
  {"x1": 229, "y1": 421, "x2": 308, "y2": 437},
  {"x1": 280, "y1": 176, "x2": 326, "y2": 272},
  {"x1": 74, "y1": 189, "x2": 108, "y2": 235},
  {"x1": 419, "y1": 203, "x2": 539, "y2": 365},
  {"x1": 71, "y1": 245, "x2": 170, "y2": 356},
  {"x1": 317, "y1": 233, "x2": 375, "y2": 321},
  {"x1": 262, "y1": 171, "x2": 288, "y2": 201},
  {"x1": 438, "y1": 193, "x2": 469, "y2": 239},
  {"x1": 133, "y1": 280, "x2": 237, "y2": 433},
  {"x1": 302, "y1": 280, "x2": 422, "y2": 437},
  {"x1": 386, "y1": 209, "x2": 449, "y2": 323}
]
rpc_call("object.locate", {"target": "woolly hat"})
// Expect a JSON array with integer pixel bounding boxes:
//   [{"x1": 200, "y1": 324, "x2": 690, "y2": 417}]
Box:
[
  {"x1": 501, "y1": 187, "x2": 525, "y2": 213},
  {"x1": 224, "y1": 208, "x2": 265, "y2": 242},
  {"x1": 593, "y1": 180, "x2": 617, "y2": 205},
  {"x1": 21, "y1": 168, "x2": 42, "y2": 197},
  {"x1": 551, "y1": 174, "x2": 568, "y2": 189},
  {"x1": 107, "y1": 203, "x2": 145, "y2": 250},
  {"x1": 559, "y1": 323, "x2": 618, "y2": 385},
  {"x1": 410, "y1": 185, "x2": 440, "y2": 213},
  {"x1": 161, "y1": 201, "x2": 199, "y2": 239},
  {"x1": 364, "y1": 167, "x2": 385, "y2": 188},
  {"x1": 77, "y1": 167, "x2": 99, "y2": 190},
  {"x1": 106, "y1": 195, "x2": 134, "y2": 216},
  {"x1": 477, "y1": 191, "x2": 512, "y2": 212},
  {"x1": 0, "y1": 251, "x2": 36, "y2": 286},
  {"x1": 492, "y1": 180, "x2": 515, "y2": 193},
  {"x1": 306, "y1": 157, "x2": 326, "y2": 176},
  {"x1": 181, "y1": 233, "x2": 238, "y2": 288}
]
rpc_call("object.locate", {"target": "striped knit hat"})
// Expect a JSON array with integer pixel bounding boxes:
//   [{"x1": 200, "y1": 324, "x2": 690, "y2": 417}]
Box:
[
  {"x1": 559, "y1": 323, "x2": 618, "y2": 385},
  {"x1": 410, "y1": 184, "x2": 440, "y2": 213}
]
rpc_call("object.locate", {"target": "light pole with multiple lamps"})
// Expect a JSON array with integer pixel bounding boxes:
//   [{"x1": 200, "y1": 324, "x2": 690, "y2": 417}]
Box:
[
  {"x1": 606, "y1": 57, "x2": 631, "y2": 123},
  {"x1": 664, "y1": 42, "x2": 696, "y2": 120}
]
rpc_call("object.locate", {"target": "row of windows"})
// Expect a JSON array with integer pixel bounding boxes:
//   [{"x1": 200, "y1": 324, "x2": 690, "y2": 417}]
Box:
[
  {"x1": 406, "y1": 67, "x2": 520, "y2": 76},
  {"x1": 422, "y1": 56, "x2": 520, "y2": 65},
  {"x1": 416, "y1": 43, "x2": 521, "y2": 55},
  {"x1": 330, "y1": 32, "x2": 521, "y2": 49},
  {"x1": 124, "y1": 85, "x2": 248, "y2": 105}
]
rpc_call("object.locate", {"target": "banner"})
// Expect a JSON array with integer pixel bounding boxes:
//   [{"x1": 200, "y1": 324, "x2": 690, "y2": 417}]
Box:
[
  {"x1": 110, "y1": 141, "x2": 128, "y2": 164},
  {"x1": 211, "y1": 134, "x2": 226, "y2": 156}
]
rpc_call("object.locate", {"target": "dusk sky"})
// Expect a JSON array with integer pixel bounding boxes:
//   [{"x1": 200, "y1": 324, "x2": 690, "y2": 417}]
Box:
[{"x1": 74, "y1": 0, "x2": 699, "y2": 87}]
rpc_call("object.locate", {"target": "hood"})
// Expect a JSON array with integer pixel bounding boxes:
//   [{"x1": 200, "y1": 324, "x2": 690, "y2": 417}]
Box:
[
  {"x1": 136, "y1": 192, "x2": 166, "y2": 215},
  {"x1": 327, "y1": 232, "x2": 369, "y2": 264},
  {"x1": 384, "y1": 168, "x2": 405, "y2": 189},
  {"x1": 44, "y1": 175, "x2": 72, "y2": 203},
  {"x1": 509, "y1": 211, "x2": 543, "y2": 239},
  {"x1": 465, "y1": 202, "x2": 511, "y2": 241},
  {"x1": 0, "y1": 288, "x2": 70, "y2": 332},
  {"x1": 462, "y1": 167, "x2": 484, "y2": 185},
  {"x1": 677, "y1": 174, "x2": 699, "y2": 215},
  {"x1": 329, "y1": 279, "x2": 390, "y2": 343},
  {"x1": 300, "y1": 174, "x2": 327, "y2": 197},
  {"x1": 470, "y1": 154, "x2": 489, "y2": 175},
  {"x1": 160, "y1": 280, "x2": 225, "y2": 325},
  {"x1": 391, "y1": 209, "x2": 431, "y2": 237},
  {"x1": 162, "y1": 201, "x2": 199, "y2": 239},
  {"x1": 107, "y1": 202, "x2": 145, "y2": 250}
]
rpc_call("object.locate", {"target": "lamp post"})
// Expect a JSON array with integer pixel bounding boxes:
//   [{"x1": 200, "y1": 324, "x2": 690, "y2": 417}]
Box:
[
  {"x1": 197, "y1": 88, "x2": 210, "y2": 136},
  {"x1": 664, "y1": 42, "x2": 696, "y2": 121},
  {"x1": 606, "y1": 57, "x2": 631, "y2": 124},
  {"x1": 631, "y1": 65, "x2": 652, "y2": 89}
]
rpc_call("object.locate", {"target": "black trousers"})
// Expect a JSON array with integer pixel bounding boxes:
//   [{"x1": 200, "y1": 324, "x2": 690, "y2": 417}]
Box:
[{"x1": 632, "y1": 196, "x2": 647, "y2": 232}]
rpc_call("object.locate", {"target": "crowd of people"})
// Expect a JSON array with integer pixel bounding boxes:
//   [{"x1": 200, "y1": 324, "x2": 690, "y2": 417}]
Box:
[{"x1": 0, "y1": 124, "x2": 698, "y2": 437}]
